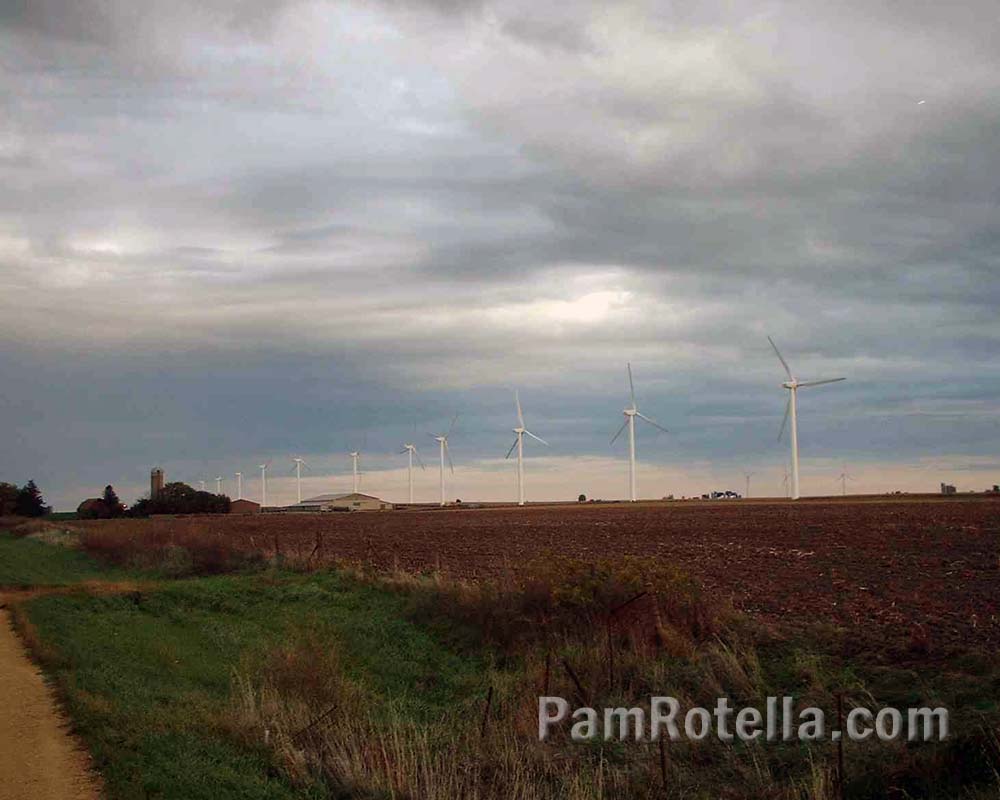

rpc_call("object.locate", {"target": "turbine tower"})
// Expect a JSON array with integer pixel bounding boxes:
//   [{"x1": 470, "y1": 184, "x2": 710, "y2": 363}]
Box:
[
  {"x1": 235, "y1": 471, "x2": 243, "y2": 500},
  {"x1": 744, "y1": 471, "x2": 753, "y2": 499},
  {"x1": 290, "y1": 457, "x2": 309, "y2": 504},
  {"x1": 505, "y1": 390, "x2": 548, "y2": 506},
  {"x1": 215, "y1": 476, "x2": 224, "y2": 495},
  {"x1": 198, "y1": 480, "x2": 206, "y2": 492},
  {"x1": 768, "y1": 336, "x2": 845, "y2": 501},
  {"x1": 258, "y1": 460, "x2": 271, "y2": 507},
  {"x1": 349, "y1": 451, "x2": 361, "y2": 494},
  {"x1": 429, "y1": 414, "x2": 457, "y2": 507},
  {"x1": 610, "y1": 363, "x2": 669, "y2": 502},
  {"x1": 400, "y1": 443, "x2": 425, "y2": 504}
]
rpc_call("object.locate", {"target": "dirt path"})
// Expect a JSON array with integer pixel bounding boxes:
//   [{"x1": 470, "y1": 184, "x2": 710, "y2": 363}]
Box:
[{"x1": 0, "y1": 607, "x2": 102, "y2": 800}]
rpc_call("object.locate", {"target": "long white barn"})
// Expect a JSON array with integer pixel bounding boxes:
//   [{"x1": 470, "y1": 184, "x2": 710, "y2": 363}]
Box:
[{"x1": 291, "y1": 492, "x2": 391, "y2": 512}]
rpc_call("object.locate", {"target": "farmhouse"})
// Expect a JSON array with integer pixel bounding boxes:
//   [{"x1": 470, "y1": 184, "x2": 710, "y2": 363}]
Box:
[{"x1": 291, "y1": 493, "x2": 391, "y2": 512}]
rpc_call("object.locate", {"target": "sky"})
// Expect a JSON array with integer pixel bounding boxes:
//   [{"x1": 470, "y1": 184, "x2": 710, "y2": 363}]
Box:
[{"x1": 2, "y1": 0, "x2": 999, "y2": 509}]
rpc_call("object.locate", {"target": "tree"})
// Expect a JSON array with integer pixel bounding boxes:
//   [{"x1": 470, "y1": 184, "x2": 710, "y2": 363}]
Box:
[
  {"x1": 129, "y1": 482, "x2": 230, "y2": 517},
  {"x1": 0, "y1": 482, "x2": 18, "y2": 516},
  {"x1": 15, "y1": 480, "x2": 50, "y2": 517},
  {"x1": 102, "y1": 485, "x2": 125, "y2": 518},
  {"x1": 578, "y1": 494, "x2": 587, "y2": 502}
]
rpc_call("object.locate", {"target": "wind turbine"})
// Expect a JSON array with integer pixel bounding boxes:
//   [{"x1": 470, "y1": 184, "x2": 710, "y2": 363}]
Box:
[
  {"x1": 429, "y1": 414, "x2": 458, "y2": 507},
  {"x1": 400, "y1": 443, "x2": 425, "y2": 504},
  {"x1": 215, "y1": 476, "x2": 224, "y2": 495},
  {"x1": 198, "y1": 480, "x2": 206, "y2": 492},
  {"x1": 838, "y1": 466, "x2": 853, "y2": 496},
  {"x1": 258, "y1": 460, "x2": 271, "y2": 507},
  {"x1": 290, "y1": 457, "x2": 309, "y2": 504},
  {"x1": 348, "y1": 451, "x2": 361, "y2": 494},
  {"x1": 235, "y1": 472, "x2": 243, "y2": 500},
  {"x1": 768, "y1": 336, "x2": 846, "y2": 500},
  {"x1": 505, "y1": 390, "x2": 548, "y2": 506},
  {"x1": 610, "y1": 363, "x2": 669, "y2": 502},
  {"x1": 744, "y1": 471, "x2": 753, "y2": 499}
]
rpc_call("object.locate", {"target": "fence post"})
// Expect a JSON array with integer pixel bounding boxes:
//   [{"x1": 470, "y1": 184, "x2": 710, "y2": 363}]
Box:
[{"x1": 480, "y1": 685, "x2": 494, "y2": 740}]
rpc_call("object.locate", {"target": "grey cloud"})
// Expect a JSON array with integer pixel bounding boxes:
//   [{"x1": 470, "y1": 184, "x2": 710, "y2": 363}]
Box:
[{"x1": 1, "y1": 0, "x2": 998, "y2": 506}]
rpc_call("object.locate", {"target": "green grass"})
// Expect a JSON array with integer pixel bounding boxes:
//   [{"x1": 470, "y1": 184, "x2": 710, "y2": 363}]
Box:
[
  {"x1": 0, "y1": 531, "x2": 118, "y2": 587},
  {"x1": 21, "y1": 572, "x2": 485, "y2": 800}
]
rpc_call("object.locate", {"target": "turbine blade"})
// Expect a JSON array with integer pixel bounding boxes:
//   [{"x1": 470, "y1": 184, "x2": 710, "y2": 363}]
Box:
[
  {"x1": 778, "y1": 394, "x2": 791, "y2": 441},
  {"x1": 610, "y1": 418, "x2": 628, "y2": 446},
  {"x1": 524, "y1": 429, "x2": 549, "y2": 446},
  {"x1": 515, "y1": 390, "x2": 524, "y2": 428},
  {"x1": 447, "y1": 412, "x2": 459, "y2": 438},
  {"x1": 627, "y1": 362, "x2": 636, "y2": 408},
  {"x1": 636, "y1": 412, "x2": 668, "y2": 434},
  {"x1": 767, "y1": 336, "x2": 793, "y2": 380},
  {"x1": 414, "y1": 448, "x2": 425, "y2": 470},
  {"x1": 797, "y1": 377, "x2": 846, "y2": 388},
  {"x1": 505, "y1": 438, "x2": 518, "y2": 459}
]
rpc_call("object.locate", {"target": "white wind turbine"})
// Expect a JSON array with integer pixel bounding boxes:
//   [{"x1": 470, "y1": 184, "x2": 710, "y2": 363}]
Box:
[
  {"x1": 611, "y1": 363, "x2": 669, "y2": 502},
  {"x1": 348, "y1": 451, "x2": 361, "y2": 494},
  {"x1": 399, "y1": 443, "x2": 425, "y2": 504},
  {"x1": 505, "y1": 391, "x2": 548, "y2": 506},
  {"x1": 258, "y1": 460, "x2": 271, "y2": 507},
  {"x1": 235, "y1": 471, "x2": 243, "y2": 500},
  {"x1": 768, "y1": 336, "x2": 845, "y2": 501},
  {"x1": 290, "y1": 457, "x2": 309, "y2": 504},
  {"x1": 215, "y1": 476, "x2": 224, "y2": 495},
  {"x1": 744, "y1": 471, "x2": 753, "y2": 499},
  {"x1": 198, "y1": 480, "x2": 206, "y2": 492},
  {"x1": 429, "y1": 414, "x2": 458, "y2": 507}
]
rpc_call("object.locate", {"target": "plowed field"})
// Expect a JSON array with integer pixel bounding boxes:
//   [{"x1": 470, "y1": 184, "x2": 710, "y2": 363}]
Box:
[{"x1": 78, "y1": 497, "x2": 1000, "y2": 653}]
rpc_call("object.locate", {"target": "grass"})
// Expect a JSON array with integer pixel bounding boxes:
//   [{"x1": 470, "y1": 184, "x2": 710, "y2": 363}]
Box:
[
  {"x1": 15, "y1": 571, "x2": 484, "y2": 800},
  {"x1": 5, "y1": 529, "x2": 1000, "y2": 798},
  {"x1": 0, "y1": 530, "x2": 119, "y2": 587}
]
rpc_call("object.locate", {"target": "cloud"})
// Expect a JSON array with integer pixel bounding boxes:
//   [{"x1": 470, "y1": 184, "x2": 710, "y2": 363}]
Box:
[{"x1": 1, "y1": 0, "x2": 998, "y2": 507}]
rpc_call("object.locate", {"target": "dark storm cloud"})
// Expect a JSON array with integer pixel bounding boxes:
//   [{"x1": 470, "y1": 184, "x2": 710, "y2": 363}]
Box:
[{"x1": 1, "y1": 0, "x2": 999, "y2": 506}]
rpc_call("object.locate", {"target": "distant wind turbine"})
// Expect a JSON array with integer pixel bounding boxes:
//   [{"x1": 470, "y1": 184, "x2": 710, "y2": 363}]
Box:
[
  {"x1": 198, "y1": 480, "x2": 206, "y2": 492},
  {"x1": 768, "y1": 336, "x2": 846, "y2": 500},
  {"x1": 290, "y1": 457, "x2": 309, "y2": 504},
  {"x1": 838, "y1": 466, "x2": 853, "y2": 496},
  {"x1": 215, "y1": 476, "x2": 224, "y2": 495},
  {"x1": 235, "y1": 471, "x2": 243, "y2": 500},
  {"x1": 400, "y1": 443, "x2": 425, "y2": 504},
  {"x1": 611, "y1": 363, "x2": 669, "y2": 502},
  {"x1": 505, "y1": 390, "x2": 548, "y2": 506},
  {"x1": 258, "y1": 460, "x2": 271, "y2": 507},
  {"x1": 429, "y1": 414, "x2": 458, "y2": 507},
  {"x1": 349, "y1": 451, "x2": 361, "y2": 494},
  {"x1": 744, "y1": 471, "x2": 753, "y2": 499}
]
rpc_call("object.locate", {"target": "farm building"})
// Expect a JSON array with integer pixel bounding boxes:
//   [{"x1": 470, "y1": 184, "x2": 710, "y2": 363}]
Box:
[
  {"x1": 229, "y1": 499, "x2": 261, "y2": 514},
  {"x1": 291, "y1": 493, "x2": 391, "y2": 512}
]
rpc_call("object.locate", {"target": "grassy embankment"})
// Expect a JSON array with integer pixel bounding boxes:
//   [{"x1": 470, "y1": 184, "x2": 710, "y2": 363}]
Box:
[{"x1": 1, "y1": 520, "x2": 999, "y2": 799}]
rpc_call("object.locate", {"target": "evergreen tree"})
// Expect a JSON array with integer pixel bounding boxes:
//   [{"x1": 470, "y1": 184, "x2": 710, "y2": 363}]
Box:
[
  {"x1": 102, "y1": 485, "x2": 125, "y2": 517},
  {"x1": 15, "y1": 480, "x2": 50, "y2": 517}
]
